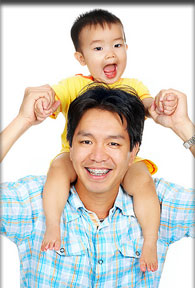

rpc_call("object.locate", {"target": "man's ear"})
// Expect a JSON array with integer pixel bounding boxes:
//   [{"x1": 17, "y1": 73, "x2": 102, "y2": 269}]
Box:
[
  {"x1": 128, "y1": 144, "x2": 140, "y2": 166},
  {"x1": 74, "y1": 51, "x2": 86, "y2": 66},
  {"x1": 69, "y1": 147, "x2": 73, "y2": 161}
]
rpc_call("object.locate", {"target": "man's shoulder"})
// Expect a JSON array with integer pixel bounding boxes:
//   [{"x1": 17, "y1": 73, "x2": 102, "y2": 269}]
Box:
[{"x1": 1, "y1": 175, "x2": 46, "y2": 209}]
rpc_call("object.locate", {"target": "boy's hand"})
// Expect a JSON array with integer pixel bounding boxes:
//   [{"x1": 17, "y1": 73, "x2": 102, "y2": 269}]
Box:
[
  {"x1": 153, "y1": 90, "x2": 178, "y2": 116},
  {"x1": 148, "y1": 88, "x2": 188, "y2": 129},
  {"x1": 23, "y1": 84, "x2": 60, "y2": 123},
  {"x1": 34, "y1": 97, "x2": 60, "y2": 122}
]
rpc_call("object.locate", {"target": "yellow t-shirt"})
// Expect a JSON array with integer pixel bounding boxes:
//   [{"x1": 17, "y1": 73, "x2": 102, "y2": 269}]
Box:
[{"x1": 51, "y1": 74, "x2": 157, "y2": 175}]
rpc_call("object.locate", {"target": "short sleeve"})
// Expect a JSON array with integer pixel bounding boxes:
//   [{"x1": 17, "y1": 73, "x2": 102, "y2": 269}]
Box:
[
  {"x1": 50, "y1": 75, "x2": 92, "y2": 119},
  {"x1": 134, "y1": 156, "x2": 158, "y2": 175},
  {"x1": 0, "y1": 175, "x2": 46, "y2": 245},
  {"x1": 51, "y1": 78, "x2": 73, "y2": 119},
  {"x1": 119, "y1": 78, "x2": 152, "y2": 101},
  {"x1": 132, "y1": 79, "x2": 152, "y2": 101},
  {"x1": 155, "y1": 178, "x2": 195, "y2": 244}
]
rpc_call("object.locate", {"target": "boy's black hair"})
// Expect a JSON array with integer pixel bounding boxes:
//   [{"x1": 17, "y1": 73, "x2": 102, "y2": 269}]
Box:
[
  {"x1": 71, "y1": 9, "x2": 125, "y2": 52},
  {"x1": 67, "y1": 84, "x2": 145, "y2": 152}
]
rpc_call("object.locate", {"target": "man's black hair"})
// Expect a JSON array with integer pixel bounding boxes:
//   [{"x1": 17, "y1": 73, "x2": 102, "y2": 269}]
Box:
[
  {"x1": 67, "y1": 84, "x2": 145, "y2": 152},
  {"x1": 71, "y1": 9, "x2": 125, "y2": 52}
]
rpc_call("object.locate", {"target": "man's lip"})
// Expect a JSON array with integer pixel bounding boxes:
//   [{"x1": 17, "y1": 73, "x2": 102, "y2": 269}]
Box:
[{"x1": 85, "y1": 167, "x2": 112, "y2": 176}]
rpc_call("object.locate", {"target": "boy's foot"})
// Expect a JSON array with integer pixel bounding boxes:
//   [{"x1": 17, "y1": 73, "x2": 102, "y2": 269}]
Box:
[
  {"x1": 41, "y1": 224, "x2": 61, "y2": 251},
  {"x1": 139, "y1": 240, "x2": 158, "y2": 272}
]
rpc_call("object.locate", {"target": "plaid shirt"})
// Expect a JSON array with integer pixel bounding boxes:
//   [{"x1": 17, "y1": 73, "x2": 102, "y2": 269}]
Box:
[{"x1": 0, "y1": 175, "x2": 194, "y2": 288}]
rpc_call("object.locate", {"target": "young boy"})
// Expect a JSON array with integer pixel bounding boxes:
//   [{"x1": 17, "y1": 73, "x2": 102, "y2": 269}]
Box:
[{"x1": 34, "y1": 9, "x2": 177, "y2": 272}]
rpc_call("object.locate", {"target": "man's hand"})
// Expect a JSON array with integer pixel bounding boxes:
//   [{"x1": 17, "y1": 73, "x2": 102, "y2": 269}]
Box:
[
  {"x1": 149, "y1": 88, "x2": 195, "y2": 157},
  {"x1": 152, "y1": 90, "x2": 178, "y2": 116},
  {"x1": 0, "y1": 84, "x2": 60, "y2": 162},
  {"x1": 19, "y1": 84, "x2": 60, "y2": 125},
  {"x1": 149, "y1": 88, "x2": 190, "y2": 130}
]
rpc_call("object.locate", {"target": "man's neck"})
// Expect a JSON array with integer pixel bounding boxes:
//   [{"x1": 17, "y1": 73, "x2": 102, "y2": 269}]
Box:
[{"x1": 74, "y1": 184, "x2": 119, "y2": 219}]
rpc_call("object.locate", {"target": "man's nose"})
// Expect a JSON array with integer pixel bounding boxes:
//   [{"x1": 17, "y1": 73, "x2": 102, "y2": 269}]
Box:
[{"x1": 89, "y1": 145, "x2": 109, "y2": 163}]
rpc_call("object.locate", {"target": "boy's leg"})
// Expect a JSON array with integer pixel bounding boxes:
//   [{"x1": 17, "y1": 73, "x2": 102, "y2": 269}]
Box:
[
  {"x1": 42, "y1": 152, "x2": 76, "y2": 251},
  {"x1": 122, "y1": 161, "x2": 160, "y2": 272}
]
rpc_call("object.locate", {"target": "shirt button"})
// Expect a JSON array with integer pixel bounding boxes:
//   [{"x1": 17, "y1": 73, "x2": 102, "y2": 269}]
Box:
[
  {"x1": 60, "y1": 248, "x2": 65, "y2": 253},
  {"x1": 98, "y1": 259, "x2": 103, "y2": 264},
  {"x1": 135, "y1": 251, "x2": 140, "y2": 256}
]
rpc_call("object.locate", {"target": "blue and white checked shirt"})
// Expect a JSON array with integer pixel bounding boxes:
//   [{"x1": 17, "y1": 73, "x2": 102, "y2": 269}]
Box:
[{"x1": 0, "y1": 175, "x2": 194, "y2": 288}]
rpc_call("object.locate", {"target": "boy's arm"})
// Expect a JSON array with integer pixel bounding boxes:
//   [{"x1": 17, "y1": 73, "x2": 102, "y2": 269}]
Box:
[{"x1": 141, "y1": 97, "x2": 154, "y2": 118}]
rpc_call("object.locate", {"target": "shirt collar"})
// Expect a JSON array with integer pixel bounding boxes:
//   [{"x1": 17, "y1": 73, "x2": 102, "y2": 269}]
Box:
[
  {"x1": 65, "y1": 185, "x2": 135, "y2": 223},
  {"x1": 114, "y1": 186, "x2": 135, "y2": 217}
]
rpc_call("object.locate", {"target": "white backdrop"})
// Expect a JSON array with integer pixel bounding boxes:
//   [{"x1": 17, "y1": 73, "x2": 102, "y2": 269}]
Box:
[{"x1": 1, "y1": 4, "x2": 194, "y2": 288}]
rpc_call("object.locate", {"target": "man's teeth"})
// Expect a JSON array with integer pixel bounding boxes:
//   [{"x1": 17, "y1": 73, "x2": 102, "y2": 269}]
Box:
[{"x1": 87, "y1": 168, "x2": 110, "y2": 176}]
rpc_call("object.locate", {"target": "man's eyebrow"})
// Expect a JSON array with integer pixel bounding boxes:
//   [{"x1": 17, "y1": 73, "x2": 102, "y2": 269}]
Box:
[
  {"x1": 106, "y1": 135, "x2": 126, "y2": 141},
  {"x1": 76, "y1": 131, "x2": 93, "y2": 137},
  {"x1": 76, "y1": 131, "x2": 126, "y2": 140}
]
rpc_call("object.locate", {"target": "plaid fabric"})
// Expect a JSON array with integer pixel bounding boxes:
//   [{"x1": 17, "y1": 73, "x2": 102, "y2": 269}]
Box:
[{"x1": 1, "y1": 175, "x2": 194, "y2": 288}]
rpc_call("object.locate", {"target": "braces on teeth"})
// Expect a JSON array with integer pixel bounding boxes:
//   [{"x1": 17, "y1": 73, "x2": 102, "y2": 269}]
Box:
[{"x1": 87, "y1": 168, "x2": 110, "y2": 176}]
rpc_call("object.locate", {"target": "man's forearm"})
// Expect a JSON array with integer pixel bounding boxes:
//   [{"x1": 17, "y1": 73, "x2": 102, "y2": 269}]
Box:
[
  {"x1": 172, "y1": 118, "x2": 195, "y2": 157},
  {"x1": 0, "y1": 115, "x2": 31, "y2": 162}
]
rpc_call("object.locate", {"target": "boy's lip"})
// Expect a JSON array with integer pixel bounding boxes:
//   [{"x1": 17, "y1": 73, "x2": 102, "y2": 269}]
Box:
[{"x1": 103, "y1": 64, "x2": 117, "y2": 79}]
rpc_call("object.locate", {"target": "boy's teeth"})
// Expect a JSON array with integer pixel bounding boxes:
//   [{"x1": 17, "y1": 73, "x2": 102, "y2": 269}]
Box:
[{"x1": 87, "y1": 168, "x2": 109, "y2": 176}]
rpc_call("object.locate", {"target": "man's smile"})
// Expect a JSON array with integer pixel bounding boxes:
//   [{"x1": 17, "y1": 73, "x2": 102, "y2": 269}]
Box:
[{"x1": 85, "y1": 167, "x2": 112, "y2": 177}]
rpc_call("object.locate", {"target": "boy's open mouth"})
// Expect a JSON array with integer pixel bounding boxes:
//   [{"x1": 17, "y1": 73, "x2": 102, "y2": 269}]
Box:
[{"x1": 103, "y1": 64, "x2": 117, "y2": 79}]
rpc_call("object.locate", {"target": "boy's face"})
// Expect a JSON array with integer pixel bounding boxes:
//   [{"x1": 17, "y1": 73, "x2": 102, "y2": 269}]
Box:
[{"x1": 75, "y1": 23, "x2": 128, "y2": 84}]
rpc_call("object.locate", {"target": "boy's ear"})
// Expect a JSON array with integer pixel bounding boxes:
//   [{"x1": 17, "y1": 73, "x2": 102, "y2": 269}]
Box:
[
  {"x1": 74, "y1": 52, "x2": 86, "y2": 66},
  {"x1": 125, "y1": 44, "x2": 128, "y2": 51}
]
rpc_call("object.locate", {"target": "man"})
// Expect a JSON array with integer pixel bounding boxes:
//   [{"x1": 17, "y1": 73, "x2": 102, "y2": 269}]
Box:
[{"x1": 1, "y1": 85, "x2": 194, "y2": 287}]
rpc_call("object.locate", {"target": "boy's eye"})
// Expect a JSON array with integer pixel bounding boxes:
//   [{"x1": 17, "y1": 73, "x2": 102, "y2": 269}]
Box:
[
  {"x1": 94, "y1": 47, "x2": 103, "y2": 51},
  {"x1": 114, "y1": 43, "x2": 122, "y2": 48},
  {"x1": 80, "y1": 140, "x2": 92, "y2": 145}
]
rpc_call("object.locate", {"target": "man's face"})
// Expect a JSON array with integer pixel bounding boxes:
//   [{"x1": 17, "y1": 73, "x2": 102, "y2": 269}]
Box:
[
  {"x1": 70, "y1": 108, "x2": 138, "y2": 197},
  {"x1": 74, "y1": 23, "x2": 128, "y2": 84}
]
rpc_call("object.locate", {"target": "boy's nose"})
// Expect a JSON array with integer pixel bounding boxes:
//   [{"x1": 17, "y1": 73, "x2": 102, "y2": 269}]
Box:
[{"x1": 105, "y1": 49, "x2": 116, "y2": 60}]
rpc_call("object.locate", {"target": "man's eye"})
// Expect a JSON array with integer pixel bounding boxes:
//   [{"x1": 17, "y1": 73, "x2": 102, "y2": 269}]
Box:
[
  {"x1": 109, "y1": 142, "x2": 120, "y2": 147},
  {"x1": 114, "y1": 43, "x2": 122, "y2": 48},
  {"x1": 94, "y1": 47, "x2": 103, "y2": 51},
  {"x1": 80, "y1": 140, "x2": 92, "y2": 145}
]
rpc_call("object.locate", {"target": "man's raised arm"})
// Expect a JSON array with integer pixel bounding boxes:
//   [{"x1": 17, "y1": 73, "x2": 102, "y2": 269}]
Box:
[
  {"x1": 0, "y1": 85, "x2": 60, "y2": 162},
  {"x1": 149, "y1": 89, "x2": 195, "y2": 157}
]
